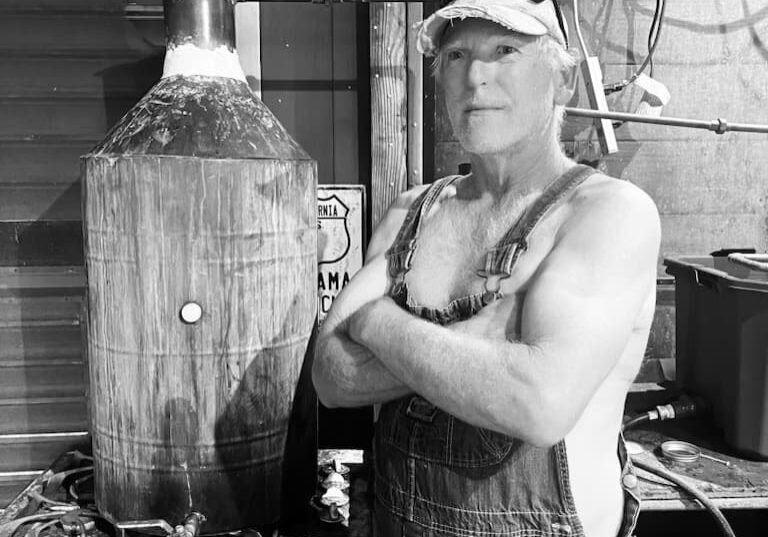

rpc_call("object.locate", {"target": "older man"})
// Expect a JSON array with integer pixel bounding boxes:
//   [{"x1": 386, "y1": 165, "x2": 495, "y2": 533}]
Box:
[{"x1": 312, "y1": 1, "x2": 660, "y2": 536}]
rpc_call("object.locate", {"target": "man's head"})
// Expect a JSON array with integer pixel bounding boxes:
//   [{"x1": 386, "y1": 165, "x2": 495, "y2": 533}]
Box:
[{"x1": 415, "y1": 0, "x2": 577, "y2": 156}]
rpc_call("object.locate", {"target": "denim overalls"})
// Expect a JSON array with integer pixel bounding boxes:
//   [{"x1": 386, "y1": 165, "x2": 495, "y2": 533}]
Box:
[{"x1": 373, "y1": 165, "x2": 641, "y2": 537}]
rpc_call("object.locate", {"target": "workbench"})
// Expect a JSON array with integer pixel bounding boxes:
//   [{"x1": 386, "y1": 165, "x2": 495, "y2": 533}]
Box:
[{"x1": 624, "y1": 383, "x2": 768, "y2": 512}]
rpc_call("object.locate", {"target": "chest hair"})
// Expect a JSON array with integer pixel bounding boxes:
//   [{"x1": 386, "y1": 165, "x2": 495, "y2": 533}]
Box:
[{"x1": 406, "y1": 192, "x2": 538, "y2": 307}]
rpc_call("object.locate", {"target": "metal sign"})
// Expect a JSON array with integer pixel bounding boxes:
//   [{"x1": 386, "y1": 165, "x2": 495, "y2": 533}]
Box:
[{"x1": 317, "y1": 185, "x2": 366, "y2": 324}]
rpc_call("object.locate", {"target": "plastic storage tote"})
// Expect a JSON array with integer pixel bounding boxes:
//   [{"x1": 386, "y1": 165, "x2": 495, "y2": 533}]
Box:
[{"x1": 664, "y1": 255, "x2": 768, "y2": 460}]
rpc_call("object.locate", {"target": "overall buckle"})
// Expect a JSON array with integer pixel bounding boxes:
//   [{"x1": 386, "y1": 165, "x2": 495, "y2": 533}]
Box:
[{"x1": 405, "y1": 396, "x2": 438, "y2": 423}]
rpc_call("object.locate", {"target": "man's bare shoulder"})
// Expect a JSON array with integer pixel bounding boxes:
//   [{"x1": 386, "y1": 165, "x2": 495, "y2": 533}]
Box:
[
  {"x1": 365, "y1": 184, "x2": 431, "y2": 262},
  {"x1": 561, "y1": 173, "x2": 661, "y2": 246}
]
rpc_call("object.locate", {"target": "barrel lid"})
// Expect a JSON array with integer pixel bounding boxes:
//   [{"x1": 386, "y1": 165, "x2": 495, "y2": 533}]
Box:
[{"x1": 86, "y1": 75, "x2": 312, "y2": 160}]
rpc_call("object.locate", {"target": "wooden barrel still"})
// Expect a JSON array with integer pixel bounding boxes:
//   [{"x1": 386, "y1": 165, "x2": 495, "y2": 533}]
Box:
[{"x1": 81, "y1": 72, "x2": 317, "y2": 532}]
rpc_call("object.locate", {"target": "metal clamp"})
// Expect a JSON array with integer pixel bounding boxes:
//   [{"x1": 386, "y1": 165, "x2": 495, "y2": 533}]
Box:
[{"x1": 477, "y1": 270, "x2": 510, "y2": 305}]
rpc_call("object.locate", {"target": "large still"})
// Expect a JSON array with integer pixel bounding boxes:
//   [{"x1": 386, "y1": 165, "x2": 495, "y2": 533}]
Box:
[{"x1": 81, "y1": 0, "x2": 317, "y2": 531}]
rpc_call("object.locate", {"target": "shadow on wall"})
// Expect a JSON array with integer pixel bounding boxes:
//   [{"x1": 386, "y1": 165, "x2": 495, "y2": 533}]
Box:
[{"x1": 97, "y1": 53, "x2": 166, "y2": 130}]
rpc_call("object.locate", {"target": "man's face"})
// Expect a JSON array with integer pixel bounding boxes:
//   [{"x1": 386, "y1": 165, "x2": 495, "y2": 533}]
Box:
[{"x1": 438, "y1": 18, "x2": 559, "y2": 155}]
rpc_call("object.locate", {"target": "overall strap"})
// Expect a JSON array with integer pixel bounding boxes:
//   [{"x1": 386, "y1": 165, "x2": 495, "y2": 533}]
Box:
[
  {"x1": 480, "y1": 165, "x2": 596, "y2": 292},
  {"x1": 386, "y1": 175, "x2": 463, "y2": 281}
]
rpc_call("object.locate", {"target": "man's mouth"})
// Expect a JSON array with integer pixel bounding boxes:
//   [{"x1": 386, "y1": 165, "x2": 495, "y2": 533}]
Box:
[{"x1": 464, "y1": 105, "x2": 503, "y2": 113}]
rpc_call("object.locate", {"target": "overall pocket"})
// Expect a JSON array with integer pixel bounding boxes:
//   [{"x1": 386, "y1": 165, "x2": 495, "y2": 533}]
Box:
[{"x1": 379, "y1": 396, "x2": 515, "y2": 468}]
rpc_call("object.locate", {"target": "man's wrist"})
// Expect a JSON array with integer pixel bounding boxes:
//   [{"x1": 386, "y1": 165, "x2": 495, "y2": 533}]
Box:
[{"x1": 349, "y1": 296, "x2": 398, "y2": 349}]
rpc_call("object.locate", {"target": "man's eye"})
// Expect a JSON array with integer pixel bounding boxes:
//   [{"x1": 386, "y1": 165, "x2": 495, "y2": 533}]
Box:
[{"x1": 497, "y1": 45, "x2": 518, "y2": 56}]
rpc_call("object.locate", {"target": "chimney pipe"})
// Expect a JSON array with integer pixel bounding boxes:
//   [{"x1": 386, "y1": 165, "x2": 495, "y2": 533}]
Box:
[{"x1": 164, "y1": 0, "x2": 236, "y2": 51}]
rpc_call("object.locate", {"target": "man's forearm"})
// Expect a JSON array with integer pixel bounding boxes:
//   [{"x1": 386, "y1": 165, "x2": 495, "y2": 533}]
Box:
[
  {"x1": 313, "y1": 328, "x2": 412, "y2": 408},
  {"x1": 350, "y1": 298, "x2": 553, "y2": 444}
]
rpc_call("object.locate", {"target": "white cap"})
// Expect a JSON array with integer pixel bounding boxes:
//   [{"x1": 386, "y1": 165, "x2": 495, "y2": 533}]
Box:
[{"x1": 415, "y1": 0, "x2": 568, "y2": 56}]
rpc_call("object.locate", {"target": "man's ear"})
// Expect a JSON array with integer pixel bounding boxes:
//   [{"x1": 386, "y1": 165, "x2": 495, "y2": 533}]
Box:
[{"x1": 554, "y1": 63, "x2": 578, "y2": 105}]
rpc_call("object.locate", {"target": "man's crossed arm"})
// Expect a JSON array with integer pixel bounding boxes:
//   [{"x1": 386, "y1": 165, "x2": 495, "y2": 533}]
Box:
[{"x1": 312, "y1": 179, "x2": 660, "y2": 447}]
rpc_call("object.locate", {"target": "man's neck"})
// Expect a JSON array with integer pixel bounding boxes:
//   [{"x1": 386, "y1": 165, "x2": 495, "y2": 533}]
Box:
[{"x1": 466, "y1": 134, "x2": 573, "y2": 203}]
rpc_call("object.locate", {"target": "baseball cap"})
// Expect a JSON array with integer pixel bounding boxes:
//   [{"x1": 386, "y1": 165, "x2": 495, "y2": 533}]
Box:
[{"x1": 415, "y1": 0, "x2": 569, "y2": 56}]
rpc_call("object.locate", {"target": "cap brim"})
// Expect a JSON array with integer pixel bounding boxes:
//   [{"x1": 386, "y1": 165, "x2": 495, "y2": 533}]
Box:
[{"x1": 416, "y1": 6, "x2": 549, "y2": 56}]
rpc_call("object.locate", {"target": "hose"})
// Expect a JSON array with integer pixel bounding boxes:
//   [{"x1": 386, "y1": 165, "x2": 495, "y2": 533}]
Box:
[
  {"x1": 27, "y1": 520, "x2": 58, "y2": 537},
  {"x1": 27, "y1": 491, "x2": 76, "y2": 510},
  {"x1": 622, "y1": 413, "x2": 652, "y2": 431},
  {"x1": 68, "y1": 474, "x2": 93, "y2": 502},
  {"x1": 632, "y1": 457, "x2": 737, "y2": 537},
  {"x1": 0, "y1": 513, "x2": 61, "y2": 537}
]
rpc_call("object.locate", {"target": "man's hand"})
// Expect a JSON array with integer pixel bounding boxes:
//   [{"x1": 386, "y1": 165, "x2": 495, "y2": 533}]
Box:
[
  {"x1": 312, "y1": 258, "x2": 412, "y2": 408},
  {"x1": 312, "y1": 188, "x2": 427, "y2": 408}
]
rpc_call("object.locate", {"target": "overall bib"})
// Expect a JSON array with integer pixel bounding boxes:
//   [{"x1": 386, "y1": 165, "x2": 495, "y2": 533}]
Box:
[{"x1": 373, "y1": 165, "x2": 641, "y2": 537}]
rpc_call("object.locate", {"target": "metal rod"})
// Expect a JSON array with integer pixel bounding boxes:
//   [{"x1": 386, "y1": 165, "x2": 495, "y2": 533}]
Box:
[
  {"x1": 565, "y1": 107, "x2": 768, "y2": 135},
  {"x1": 115, "y1": 519, "x2": 175, "y2": 534},
  {"x1": 699, "y1": 453, "x2": 732, "y2": 467},
  {"x1": 237, "y1": 1, "x2": 434, "y2": 3}
]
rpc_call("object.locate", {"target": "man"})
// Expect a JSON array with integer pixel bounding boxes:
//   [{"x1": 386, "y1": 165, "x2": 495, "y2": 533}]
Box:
[{"x1": 313, "y1": 1, "x2": 660, "y2": 535}]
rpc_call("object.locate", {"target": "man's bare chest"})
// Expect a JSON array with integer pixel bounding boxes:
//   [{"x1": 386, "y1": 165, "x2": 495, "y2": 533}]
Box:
[{"x1": 402, "y1": 196, "x2": 557, "y2": 308}]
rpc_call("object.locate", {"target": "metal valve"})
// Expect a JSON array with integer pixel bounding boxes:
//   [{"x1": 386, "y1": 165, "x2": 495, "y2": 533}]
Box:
[{"x1": 311, "y1": 459, "x2": 351, "y2": 526}]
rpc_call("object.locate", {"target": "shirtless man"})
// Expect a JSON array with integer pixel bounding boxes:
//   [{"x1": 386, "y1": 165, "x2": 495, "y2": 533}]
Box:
[{"x1": 313, "y1": 1, "x2": 660, "y2": 536}]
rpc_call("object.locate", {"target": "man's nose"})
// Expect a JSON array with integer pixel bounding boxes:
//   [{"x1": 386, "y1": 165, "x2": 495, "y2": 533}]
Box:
[{"x1": 466, "y1": 58, "x2": 493, "y2": 87}]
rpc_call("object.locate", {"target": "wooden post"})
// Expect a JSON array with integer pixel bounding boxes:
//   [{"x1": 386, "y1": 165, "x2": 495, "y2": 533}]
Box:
[
  {"x1": 235, "y1": 1, "x2": 262, "y2": 98},
  {"x1": 406, "y1": 2, "x2": 424, "y2": 188},
  {"x1": 370, "y1": 2, "x2": 408, "y2": 228}
]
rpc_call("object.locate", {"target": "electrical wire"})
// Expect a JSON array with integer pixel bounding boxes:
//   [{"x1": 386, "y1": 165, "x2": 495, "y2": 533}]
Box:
[
  {"x1": 604, "y1": 0, "x2": 667, "y2": 94},
  {"x1": 632, "y1": 458, "x2": 737, "y2": 537},
  {"x1": 571, "y1": 0, "x2": 590, "y2": 60},
  {"x1": 646, "y1": 0, "x2": 663, "y2": 77}
]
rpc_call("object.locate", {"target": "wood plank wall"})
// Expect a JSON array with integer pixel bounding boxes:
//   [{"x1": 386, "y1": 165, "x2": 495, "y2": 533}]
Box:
[
  {"x1": 433, "y1": 0, "x2": 768, "y2": 379},
  {"x1": 0, "y1": 0, "x2": 165, "y2": 506}
]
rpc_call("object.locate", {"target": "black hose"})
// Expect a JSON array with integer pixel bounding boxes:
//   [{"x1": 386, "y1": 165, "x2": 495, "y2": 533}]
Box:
[{"x1": 632, "y1": 457, "x2": 737, "y2": 537}]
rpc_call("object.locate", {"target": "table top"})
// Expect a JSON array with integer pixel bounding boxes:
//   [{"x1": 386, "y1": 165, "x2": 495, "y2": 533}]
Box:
[{"x1": 625, "y1": 383, "x2": 768, "y2": 511}]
